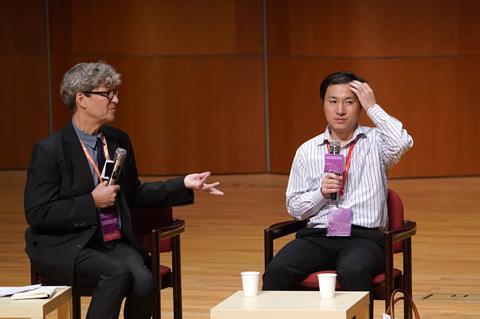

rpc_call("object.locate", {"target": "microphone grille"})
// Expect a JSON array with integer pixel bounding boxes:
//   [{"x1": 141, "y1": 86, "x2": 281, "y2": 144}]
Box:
[
  {"x1": 114, "y1": 148, "x2": 127, "y2": 161},
  {"x1": 115, "y1": 147, "x2": 126, "y2": 156},
  {"x1": 329, "y1": 141, "x2": 341, "y2": 154}
]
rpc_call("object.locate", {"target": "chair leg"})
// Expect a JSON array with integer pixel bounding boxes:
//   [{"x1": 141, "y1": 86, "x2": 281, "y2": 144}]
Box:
[
  {"x1": 152, "y1": 228, "x2": 161, "y2": 319},
  {"x1": 403, "y1": 238, "x2": 413, "y2": 319},
  {"x1": 172, "y1": 235, "x2": 182, "y2": 319},
  {"x1": 72, "y1": 295, "x2": 81, "y2": 319},
  {"x1": 384, "y1": 234, "x2": 394, "y2": 312},
  {"x1": 153, "y1": 289, "x2": 161, "y2": 319}
]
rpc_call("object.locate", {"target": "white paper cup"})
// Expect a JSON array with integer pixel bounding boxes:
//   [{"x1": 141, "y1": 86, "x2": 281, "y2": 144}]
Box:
[
  {"x1": 318, "y1": 273, "x2": 337, "y2": 298},
  {"x1": 240, "y1": 271, "x2": 260, "y2": 296}
]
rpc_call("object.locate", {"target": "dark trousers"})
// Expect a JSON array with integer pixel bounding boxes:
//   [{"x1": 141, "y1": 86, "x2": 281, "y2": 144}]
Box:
[
  {"x1": 262, "y1": 227, "x2": 384, "y2": 318},
  {"x1": 74, "y1": 241, "x2": 156, "y2": 319}
]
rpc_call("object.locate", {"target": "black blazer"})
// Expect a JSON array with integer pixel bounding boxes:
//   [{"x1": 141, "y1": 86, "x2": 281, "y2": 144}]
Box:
[{"x1": 24, "y1": 122, "x2": 194, "y2": 285}]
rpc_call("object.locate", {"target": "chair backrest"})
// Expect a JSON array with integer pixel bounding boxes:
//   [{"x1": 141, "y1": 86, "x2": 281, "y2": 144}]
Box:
[
  {"x1": 131, "y1": 207, "x2": 173, "y2": 253},
  {"x1": 387, "y1": 189, "x2": 404, "y2": 253}
]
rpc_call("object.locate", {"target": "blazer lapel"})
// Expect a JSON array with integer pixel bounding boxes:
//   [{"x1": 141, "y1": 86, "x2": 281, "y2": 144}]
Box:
[{"x1": 106, "y1": 136, "x2": 119, "y2": 161}]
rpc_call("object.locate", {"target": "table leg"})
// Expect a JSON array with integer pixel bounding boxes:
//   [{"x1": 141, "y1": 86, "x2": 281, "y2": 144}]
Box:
[{"x1": 57, "y1": 297, "x2": 72, "y2": 319}]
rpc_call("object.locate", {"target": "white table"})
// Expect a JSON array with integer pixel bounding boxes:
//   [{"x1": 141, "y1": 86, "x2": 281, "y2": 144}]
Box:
[
  {"x1": 0, "y1": 287, "x2": 72, "y2": 319},
  {"x1": 210, "y1": 290, "x2": 369, "y2": 319}
]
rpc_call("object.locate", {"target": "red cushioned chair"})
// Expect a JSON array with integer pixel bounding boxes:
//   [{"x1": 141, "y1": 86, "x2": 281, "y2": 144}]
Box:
[
  {"x1": 132, "y1": 207, "x2": 184, "y2": 319},
  {"x1": 264, "y1": 189, "x2": 416, "y2": 318},
  {"x1": 31, "y1": 206, "x2": 184, "y2": 319}
]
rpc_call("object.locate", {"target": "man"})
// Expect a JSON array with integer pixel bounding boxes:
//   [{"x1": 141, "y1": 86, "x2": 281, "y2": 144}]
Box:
[
  {"x1": 24, "y1": 62, "x2": 223, "y2": 319},
  {"x1": 262, "y1": 71, "x2": 413, "y2": 314}
]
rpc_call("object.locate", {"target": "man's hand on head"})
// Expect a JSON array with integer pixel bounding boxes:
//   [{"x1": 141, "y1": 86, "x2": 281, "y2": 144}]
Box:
[{"x1": 349, "y1": 80, "x2": 377, "y2": 111}]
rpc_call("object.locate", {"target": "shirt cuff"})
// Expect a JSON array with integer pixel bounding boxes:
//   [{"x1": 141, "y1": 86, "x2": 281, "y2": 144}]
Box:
[
  {"x1": 311, "y1": 188, "x2": 328, "y2": 207},
  {"x1": 366, "y1": 104, "x2": 382, "y2": 118}
]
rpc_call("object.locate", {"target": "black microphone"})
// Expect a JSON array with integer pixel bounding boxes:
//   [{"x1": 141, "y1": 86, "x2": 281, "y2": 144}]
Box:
[
  {"x1": 328, "y1": 141, "x2": 341, "y2": 201},
  {"x1": 108, "y1": 148, "x2": 127, "y2": 186}
]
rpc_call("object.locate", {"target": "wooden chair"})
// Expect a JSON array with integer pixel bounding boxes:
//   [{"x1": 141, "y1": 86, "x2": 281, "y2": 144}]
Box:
[
  {"x1": 264, "y1": 189, "x2": 416, "y2": 318},
  {"x1": 132, "y1": 207, "x2": 184, "y2": 319},
  {"x1": 31, "y1": 206, "x2": 184, "y2": 319}
]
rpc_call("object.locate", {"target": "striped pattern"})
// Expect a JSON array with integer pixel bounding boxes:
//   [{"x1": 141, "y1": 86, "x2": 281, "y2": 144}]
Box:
[{"x1": 286, "y1": 105, "x2": 413, "y2": 229}]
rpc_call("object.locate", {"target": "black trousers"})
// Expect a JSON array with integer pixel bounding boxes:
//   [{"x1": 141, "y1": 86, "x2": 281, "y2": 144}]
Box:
[
  {"x1": 262, "y1": 227, "x2": 384, "y2": 318},
  {"x1": 74, "y1": 241, "x2": 156, "y2": 319}
]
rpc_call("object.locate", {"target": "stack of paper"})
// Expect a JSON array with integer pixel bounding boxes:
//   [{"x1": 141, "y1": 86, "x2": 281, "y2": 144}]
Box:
[
  {"x1": 11, "y1": 286, "x2": 57, "y2": 300},
  {"x1": 0, "y1": 285, "x2": 58, "y2": 300},
  {"x1": 0, "y1": 284, "x2": 41, "y2": 297}
]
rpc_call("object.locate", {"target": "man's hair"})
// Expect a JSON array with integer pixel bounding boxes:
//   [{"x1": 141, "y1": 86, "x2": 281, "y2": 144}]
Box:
[
  {"x1": 60, "y1": 62, "x2": 121, "y2": 112},
  {"x1": 319, "y1": 71, "x2": 366, "y2": 101}
]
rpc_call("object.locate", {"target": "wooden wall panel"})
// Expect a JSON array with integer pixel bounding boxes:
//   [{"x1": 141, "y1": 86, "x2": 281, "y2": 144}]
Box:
[
  {"x1": 119, "y1": 57, "x2": 265, "y2": 174},
  {"x1": 269, "y1": 56, "x2": 480, "y2": 177},
  {"x1": 0, "y1": 0, "x2": 49, "y2": 169},
  {"x1": 48, "y1": 0, "x2": 265, "y2": 174},
  {"x1": 267, "y1": 0, "x2": 480, "y2": 57},
  {"x1": 49, "y1": 0, "x2": 262, "y2": 55},
  {"x1": 52, "y1": 55, "x2": 265, "y2": 174},
  {"x1": 0, "y1": 0, "x2": 46, "y2": 54},
  {"x1": 6, "y1": 0, "x2": 480, "y2": 177},
  {"x1": 268, "y1": 0, "x2": 480, "y2": 177}
]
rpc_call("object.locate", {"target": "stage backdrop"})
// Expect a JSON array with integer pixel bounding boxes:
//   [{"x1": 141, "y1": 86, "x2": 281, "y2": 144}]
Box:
[{"x1": 1, "y1": 0, "x2": 479, "y2": 177}]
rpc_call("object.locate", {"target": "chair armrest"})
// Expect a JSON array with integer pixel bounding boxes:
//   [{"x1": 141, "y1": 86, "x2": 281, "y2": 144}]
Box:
[
  {"x1": 383, "y1": 220, "x2": 416, "y2": 305},
  {"x1": 152, "y1": 218, "x2": 185, "y2": 240},
  {"x1": 265, "y1": 219, "x2": 307, "y2": 240},
  {"x1": 150, "y1": 219, "x2": 185, "y2": 286},
  {"x1": 384, "y1": 220, "x2": 416, "y2": 243},
  {"x1": 264, "y1": 219, "x2": 307, "y2": 270}
]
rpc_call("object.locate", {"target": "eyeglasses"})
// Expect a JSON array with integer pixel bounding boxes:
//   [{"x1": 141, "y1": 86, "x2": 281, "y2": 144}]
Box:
[{"x1": 82, "y1": 89, "x2": 119, "y2": 102}]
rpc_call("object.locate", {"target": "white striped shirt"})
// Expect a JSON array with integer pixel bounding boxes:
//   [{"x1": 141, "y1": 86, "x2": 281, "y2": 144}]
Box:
[{"x1": 286, "y1": 105, "x2": 413, "y2": 229}]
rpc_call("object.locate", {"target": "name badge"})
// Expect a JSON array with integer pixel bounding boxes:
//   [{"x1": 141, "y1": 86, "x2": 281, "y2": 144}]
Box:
[
  {"x1": 99, "y1": 208, "x2": 122, "y2": 242},
  {"x1": 327, "y1": 207, "x2": 352, "y2": 236}
]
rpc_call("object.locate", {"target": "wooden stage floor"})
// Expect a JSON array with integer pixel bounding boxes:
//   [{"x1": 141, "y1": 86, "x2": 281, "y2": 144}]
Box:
[{"x1": 1, "y1": 171, "x2": 479, "y2": 318}]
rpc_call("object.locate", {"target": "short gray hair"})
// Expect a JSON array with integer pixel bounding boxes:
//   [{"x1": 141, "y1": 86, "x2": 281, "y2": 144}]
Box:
[{"x1": 60, "y1": 62, "x2": 122, "y2": 112}]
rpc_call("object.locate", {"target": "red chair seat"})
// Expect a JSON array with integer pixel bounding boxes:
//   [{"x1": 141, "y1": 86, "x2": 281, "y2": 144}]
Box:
[
  {"x1": 372, "y1": 268, "x2": 402, "y2": 285},
  {"x1": 299, "y1": 271, "x2": 341, "y2": 289},
  {"x1": 159, "y1": 265, "x2": 171, "y2": 277},
  {"x1": 299, "y1": 268, "x2": 402, "y2": 289}
]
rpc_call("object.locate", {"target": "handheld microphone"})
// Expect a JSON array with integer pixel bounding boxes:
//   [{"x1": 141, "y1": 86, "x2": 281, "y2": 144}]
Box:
[
  {"x1": 328, "y1": 141, "x2": 342, "y2": 201},
  {"x1": 108, "y1": 148, "x2": 127, "y2": 186}
]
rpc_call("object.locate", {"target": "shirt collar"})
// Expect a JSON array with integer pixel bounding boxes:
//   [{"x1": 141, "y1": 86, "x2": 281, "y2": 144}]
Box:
[
  {"x1": 72, "y1": 120, "x2": 103, "y2": 150},
  {"x1": 318, "y1": 125, "x2": 367, "y2": 146}
]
